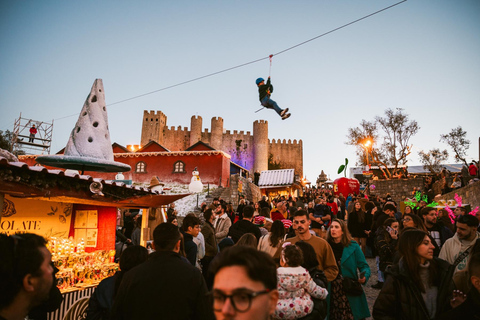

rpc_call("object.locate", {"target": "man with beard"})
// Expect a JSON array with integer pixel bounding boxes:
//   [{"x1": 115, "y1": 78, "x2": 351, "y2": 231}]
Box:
[
  {"x1": 0, "y1": 233, "x2": 56, "y2": 320},
  {"x1": 440, "y1": 215, "x2": 480, "y2": 274},
  {"x1": 274, "y1": 210, "x2": 338, "y2": 282},
  {"x1": 421, "y1": 207, "x2": 453, "y2": 252}
]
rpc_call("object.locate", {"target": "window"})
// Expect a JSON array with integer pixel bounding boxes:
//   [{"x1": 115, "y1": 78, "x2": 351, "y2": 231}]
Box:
[
  {"x1": 135, "y1": 161, "x2": 146, "y2": 173},
  {"x1": 173, "y1": 161, "x2": 185, "y2": 173}
]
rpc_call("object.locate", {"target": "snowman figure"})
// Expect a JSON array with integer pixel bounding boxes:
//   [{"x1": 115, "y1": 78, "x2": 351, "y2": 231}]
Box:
[{"x1": 189, "y1": 167, "x2": 203, "y2": 193}]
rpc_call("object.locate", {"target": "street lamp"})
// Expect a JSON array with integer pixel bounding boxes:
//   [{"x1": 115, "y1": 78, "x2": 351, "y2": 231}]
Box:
[{"x1": 363, "y1": 139, "x2": 372, "y2": 168}]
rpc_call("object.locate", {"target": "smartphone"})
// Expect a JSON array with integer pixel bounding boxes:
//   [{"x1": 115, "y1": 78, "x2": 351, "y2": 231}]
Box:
[
  {"x1": 386, "y1": 226, "x2": 393, "y2": 233},
  {"x1": 359, "y1": 271, "x2": 366, "y2": 279}
]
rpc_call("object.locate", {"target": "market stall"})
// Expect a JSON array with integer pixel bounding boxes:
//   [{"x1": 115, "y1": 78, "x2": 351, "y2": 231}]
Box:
[{"x1": 0, "y1": 156, "x2": 188, "y2": 319}]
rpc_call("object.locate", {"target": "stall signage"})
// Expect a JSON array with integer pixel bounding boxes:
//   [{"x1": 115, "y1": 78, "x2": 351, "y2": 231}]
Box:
[{"x1": 1, "y1": 195, "x2": 73, "y2": 238}]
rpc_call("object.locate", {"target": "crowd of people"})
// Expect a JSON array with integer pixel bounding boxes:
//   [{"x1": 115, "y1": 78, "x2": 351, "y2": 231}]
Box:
[{"x1": 1, "y1": 186, "x2": 480, "y2": 320}]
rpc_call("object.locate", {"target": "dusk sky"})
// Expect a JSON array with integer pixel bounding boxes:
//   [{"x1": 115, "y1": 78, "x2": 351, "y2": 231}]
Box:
[{"x1": 1, "y1": 0, "x2": 479, "y2": 182}]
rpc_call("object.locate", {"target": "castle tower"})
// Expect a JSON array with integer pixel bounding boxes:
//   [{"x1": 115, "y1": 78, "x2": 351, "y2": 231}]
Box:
[
  {"x1": 253, "y1": 120, "x2": 268, "y2": 173},
  {"x1": 141, "y1": 110, "x2": 166, "y2": 146},
  {"x1": 190, "y1": 115, "x2": 203, "y2": 147},
  {"x1": 210, "y1": 117, "x2": 224, "y2": 150}
]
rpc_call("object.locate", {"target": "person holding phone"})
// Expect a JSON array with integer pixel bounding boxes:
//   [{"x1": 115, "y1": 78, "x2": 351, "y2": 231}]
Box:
[
  {"x1": 326, "y1": 219, "x2": 371, "y2": 320},
  {"x1": 375, "y1": 218, "x2": 399, "y2": 285}
]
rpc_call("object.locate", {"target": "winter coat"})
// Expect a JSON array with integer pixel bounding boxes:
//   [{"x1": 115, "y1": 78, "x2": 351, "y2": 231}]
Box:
[
  {"x1": 326, "y1": 241, "x2": 371, "y2": 320},
  {"x1": 86, "y1": 275, "x2": 116, "y2": 320},
  {"x1": 347, "y1": 210, "x2": 372, "y2": 238},
  {"x1": 182, "y1": 232, "x2": 198, "y2": 266},
  {"x1": 201, "y1": 222, "x2": 218, "y2": 257},
  {"x1": 214, "y1": 214, "x2": 231, "y2": 242},
  {"x1": 111, "y1": 251, "x2": 214, "y2": 320},
  {"x1": 372, "y1": 257, "x2": 454, "y2": 320},
  {"x1": 375, "y1": 227, "x2": 398, "y2": 272},
  {"x1": 274, "y1": 266, "x2": 328, "y2": 319},
  {"x1": 228, "y1": 219, "x2": 261, "y2": 243}
]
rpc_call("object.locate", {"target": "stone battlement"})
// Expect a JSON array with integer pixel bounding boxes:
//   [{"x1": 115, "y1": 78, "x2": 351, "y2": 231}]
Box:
[
  {"x1": 269, "y1": 138, "x2": 302, "y2": 145},
  {"x1": 140, "y1": 110, "x2": 302, "y2": 177}
]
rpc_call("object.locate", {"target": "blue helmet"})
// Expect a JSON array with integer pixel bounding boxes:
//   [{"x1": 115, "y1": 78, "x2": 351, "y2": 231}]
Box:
[{"x1": 255, "y1": 78, "x2": 264, "y2": 85}]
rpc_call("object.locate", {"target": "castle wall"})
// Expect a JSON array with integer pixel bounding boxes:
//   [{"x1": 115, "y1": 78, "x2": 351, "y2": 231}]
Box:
[
  {"x1": 223, "y1": 130, "x2": 255, "y2": 171},
  {"x1": 269, "y1": 139, "x2": 303, "y2": 177},
  {"x1": 139, "y1": 110, "x2": 303, "y2": 177},
  {"x1": 163, "y1": 126, "x2": 191, "y2": 151}
]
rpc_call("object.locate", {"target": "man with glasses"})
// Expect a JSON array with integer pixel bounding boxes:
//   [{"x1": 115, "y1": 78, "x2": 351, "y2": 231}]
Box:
[
  {"x1": 210, "y1": 246, "x2": 279, "y2": 320},
  {"x1": 0, "y1": 233, "x2": 57, "y2": 320}
]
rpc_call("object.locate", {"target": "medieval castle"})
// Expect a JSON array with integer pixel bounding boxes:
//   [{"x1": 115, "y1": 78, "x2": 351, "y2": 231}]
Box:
[{"x1": 140, "y1": 110, "x2": 303, "y2": 177}]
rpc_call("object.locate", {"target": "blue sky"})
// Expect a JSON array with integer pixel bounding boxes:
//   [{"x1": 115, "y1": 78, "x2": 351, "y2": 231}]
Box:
[{"x1": 1, "y1": 0, "x2": 479, "y2": 182}]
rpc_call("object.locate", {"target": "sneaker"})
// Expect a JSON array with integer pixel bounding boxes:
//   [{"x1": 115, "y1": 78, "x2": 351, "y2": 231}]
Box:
[
  {"x1": 371, "y1": 281, "x2": 384, "y2": 289},
  {"x1": 280, "y1": 108, "x2": 289, "y2": 116},
  {"x1": 281, "y1": 113, "x2": 291, "y2": 120}
]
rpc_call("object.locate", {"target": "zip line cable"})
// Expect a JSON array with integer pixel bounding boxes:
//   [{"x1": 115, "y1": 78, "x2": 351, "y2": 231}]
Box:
[{"x1": 53, "y1": 0, "x2": 406, "y2": 122}]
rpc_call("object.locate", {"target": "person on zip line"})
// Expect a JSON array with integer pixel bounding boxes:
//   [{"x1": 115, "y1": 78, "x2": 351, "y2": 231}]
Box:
[{"x1": 256, "y1": 77, "x2": 291, "y2": 120}]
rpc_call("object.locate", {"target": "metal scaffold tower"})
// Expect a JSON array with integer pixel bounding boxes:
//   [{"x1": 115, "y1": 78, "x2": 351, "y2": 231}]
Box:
[{"x1": 11, "y1": 113, "x2": 54, "y2": 155}]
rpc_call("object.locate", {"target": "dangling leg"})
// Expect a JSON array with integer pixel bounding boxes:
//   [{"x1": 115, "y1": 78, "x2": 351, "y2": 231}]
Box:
[{"x1": 261, "y1": 97, "x2": 286, "y2": 117}]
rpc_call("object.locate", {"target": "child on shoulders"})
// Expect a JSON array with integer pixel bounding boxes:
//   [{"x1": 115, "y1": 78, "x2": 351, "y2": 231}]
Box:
[{"x1": 274, "y1": 243, "x2": 328, "y2": 319}]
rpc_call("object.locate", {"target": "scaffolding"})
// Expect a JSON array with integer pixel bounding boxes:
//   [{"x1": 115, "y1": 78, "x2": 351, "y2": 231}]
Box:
[{"x1": 11, "y1": 113, "x2": 54, "y2": 155}]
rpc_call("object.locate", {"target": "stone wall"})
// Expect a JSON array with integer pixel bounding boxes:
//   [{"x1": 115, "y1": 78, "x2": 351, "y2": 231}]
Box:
[
  {"x1": 370, "y1": 178, "x2": 424, "y2": 203},
  {"x1": 139, "y1": 110, "x2": 303, "y2": 176},
  {"x1": 436, "y1": 180, "x2": 480, "y2": 209},
  {"x1": 206, "y1": 174, "x2": 262, "y2": 209}
]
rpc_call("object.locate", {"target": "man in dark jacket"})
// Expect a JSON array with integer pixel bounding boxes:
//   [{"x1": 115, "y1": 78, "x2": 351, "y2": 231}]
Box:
[
  {"x1": 111, "y1": 223, "x2": 214, "y2": 320},
  {"x1": 256, "y1": 77, "x2": 290, "y2": 120},
  {"x1": 228, "y1": 206, "x2": 261, "y2": 243},
  {"x1": 182, "y1": 214, "x2": 201, "y2": 266}
]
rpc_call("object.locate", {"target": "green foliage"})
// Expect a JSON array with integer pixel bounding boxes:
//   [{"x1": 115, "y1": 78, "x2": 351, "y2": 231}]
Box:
[
  {"x1": 440, "y1": 126, "x2": 470, "y2": 166},
  {"x1": 418, "y1": 148, "x2": 449, "y2": 175},
  {"x1": 0, "y1": 130, "x2": 13, "y2": 151}
]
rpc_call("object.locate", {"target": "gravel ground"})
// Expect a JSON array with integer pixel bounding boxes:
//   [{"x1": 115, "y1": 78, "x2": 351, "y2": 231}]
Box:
[{"x1": 364, "y1": 257, "x2": 381, "y2": 318}]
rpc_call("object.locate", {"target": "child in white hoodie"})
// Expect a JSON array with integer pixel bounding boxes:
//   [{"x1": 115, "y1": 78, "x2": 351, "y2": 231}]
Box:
[{"x1": 274, "y1": 243, "x2": 328, "y2": 319}]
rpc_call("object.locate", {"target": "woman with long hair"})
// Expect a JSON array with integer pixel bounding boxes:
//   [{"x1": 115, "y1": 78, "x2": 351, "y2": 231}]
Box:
[
  {"x1": 347, "y1": 201, "x2": 372, "y2": 255},
  {"x1": 326, "y1": 219, "x2": 371, "y2": 320},
  {"x1": 253, "y1": 202, "x2": 261, "y2": 216},
  {"x1": 258, "y1": 220, "x2": 286, "y2": 256},
  {"x1": 235, "y1": 233, "x2": 257, "y2": 248},
  {"x1": 374, "y1": 218, "x2": 399, "y2": 277},
  {"x1": 373, "y1": 228, "x2": 455, "y2": 319},
  {"x1": 200, "y1": 209, "x2": 218, "y2": 277},
  {"x1": 401, "y1": 213, "x2": 427, "y2": 232}
]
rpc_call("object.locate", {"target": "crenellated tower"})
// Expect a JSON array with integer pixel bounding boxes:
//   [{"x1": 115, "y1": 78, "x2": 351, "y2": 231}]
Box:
[
  {"x1": 141, "y1": 110, "x2": 166, "y2": 146},
  {"x1": 253, "y1": 120, "x2": 268, "y2": 173},
  {"x1": 210, "y1": 117, "x2": 224, "y2": 150},
  {"x1": 190, "y1": 115, "x2": 202, "y2": 146}
]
